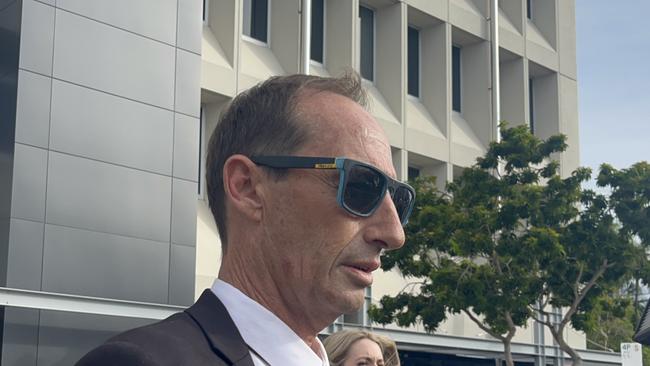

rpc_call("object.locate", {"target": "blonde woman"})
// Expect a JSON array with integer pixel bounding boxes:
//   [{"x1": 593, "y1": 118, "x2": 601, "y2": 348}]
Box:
[{"x1": 324, "y1": 330, "x2": 400, "y2": 366}]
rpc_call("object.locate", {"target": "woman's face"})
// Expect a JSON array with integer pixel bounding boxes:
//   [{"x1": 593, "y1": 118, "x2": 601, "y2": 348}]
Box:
[{"x1": 343, "y1": 338, "x2": 384, "y2": 366}]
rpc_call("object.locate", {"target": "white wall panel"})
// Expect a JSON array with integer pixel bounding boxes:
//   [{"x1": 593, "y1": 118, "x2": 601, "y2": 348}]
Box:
[
  {"x1": 175, "y1": 49, "x2": 202, "y2": 117},
  {"x1": 169, "y1": 244, "x2": 196, "y2": 305},
  {"x1": 172, "y1": 113, "x2": 200, "y2": 181},
  {"x1": 50, "y1": 80, "x2": 174, "y2": 175},
  {"x1": 42, "y1": 224, "x2": 170, "y2": 303},
  {"x1": 177, "y1": 0, "x2": 203, "y2": 54},
  {"x1": 56, "y1": 0, "x2": 177, "y2": 45},
  {"x1": 11, "y1": 144, "x2": 47, "y2": 222},
  {"x1": 171, "y1": 178, "x2": 197, "y2": 246},
  {"x1": 19, "y1": 0, "x2": 55, "y2": 75},
  {"x1": 15, "y1": 70, "x2": 51, "y2": 149},
  {"x1": 7, "y1": 218, "x2": 44, "y2": 290},
  {"x1": 53, "y1": 10, "x2": 176, "y2": 109},
  {"x1": 46, "y1": 152, "x2": 172, "y2": 243}
]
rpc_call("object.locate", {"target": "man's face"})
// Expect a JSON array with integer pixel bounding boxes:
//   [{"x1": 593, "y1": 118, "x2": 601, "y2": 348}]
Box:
[{"x1": 258, "y1": 91, "x2": 406, "y2": 319}]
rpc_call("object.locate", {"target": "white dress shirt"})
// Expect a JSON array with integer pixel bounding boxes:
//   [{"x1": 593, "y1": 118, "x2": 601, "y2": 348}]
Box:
[{"x1": 211, "y1": 279, "x2": 329, "y2": 366}]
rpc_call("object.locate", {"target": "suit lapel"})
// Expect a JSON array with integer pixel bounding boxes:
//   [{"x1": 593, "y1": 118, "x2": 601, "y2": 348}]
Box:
[{"x1": 185, "y1": 289, "x2": 256, "y2": 366}]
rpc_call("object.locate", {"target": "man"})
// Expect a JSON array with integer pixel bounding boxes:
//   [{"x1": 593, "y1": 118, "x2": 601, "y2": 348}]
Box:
[{"x1": 76, "y1": 73, "x2": 415, "y2": 365}]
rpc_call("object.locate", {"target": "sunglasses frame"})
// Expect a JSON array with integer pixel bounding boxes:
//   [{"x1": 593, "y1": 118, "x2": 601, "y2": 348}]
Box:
[{"x1": 249, "y1": 155, "x2": 415, "y2": 225}]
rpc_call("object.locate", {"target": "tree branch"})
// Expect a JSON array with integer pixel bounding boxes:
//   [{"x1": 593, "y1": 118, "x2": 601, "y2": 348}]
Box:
[
  {"x1": 573, "y1": 264, "x2": 584, "y2": 300},
  {"x1": 529, "y1": 308, "x2": 552, "y2": 328},
  {"x1": 540, "y1": 291, "x2": 551, "y2": 310},
  {"x1": 463, "y1": 309, "x2": 505, "y2": 341},
  {"x1": 561, "y1": 259, "x2": 609, "y2": 330},
  {"x1": 399, "y1": 281, "x2": 427, "y2": 294},
  {"x1": 504, "y1": 311, "x2": 517, "y2": 339}
]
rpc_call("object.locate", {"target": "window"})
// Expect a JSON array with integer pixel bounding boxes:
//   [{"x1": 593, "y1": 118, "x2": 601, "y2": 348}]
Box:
[
  {"x1": 359, "y1": 5, "x2": 374, "y2": 81},
  {"x1": 311, "y1": 0, "x2": 324, "y2": 63},
  {"x1": 529, "y1": 78, "x2": 535, "y2": 134},
  {"x1": 408, "y1": 167, "x2": 421, "y2": 181},
  {"x1": 243, "y1": 0, "x2": 269, "y2": 43},
  {"x1": 202, "y1": 0, "x2": 207, "y2": 23},
  {"x1": 407, "y1": 26, "x2": 420, "y2": 97},
  {"x1": 527, "y1": 0, "x2": 532, "y2": 19},
  {"x1": 452, "y1": 45, "x2": 461, "y2": 112}
]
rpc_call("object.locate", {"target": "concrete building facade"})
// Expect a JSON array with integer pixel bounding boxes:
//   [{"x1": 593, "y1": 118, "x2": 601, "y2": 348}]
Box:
[
  {"x1": 1, "y1": 0, "x2": 201, "y2": 364},
  {"x1": 0, "y1": 0, "x2": 621, "y2": 365}
]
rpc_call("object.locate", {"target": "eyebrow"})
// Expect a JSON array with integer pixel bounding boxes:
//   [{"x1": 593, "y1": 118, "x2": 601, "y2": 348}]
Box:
[{"x1": 356, "y1": 356, "x2": 383, "y2": 362}]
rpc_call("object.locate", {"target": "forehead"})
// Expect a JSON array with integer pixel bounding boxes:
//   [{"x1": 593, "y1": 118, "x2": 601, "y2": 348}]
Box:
[
  {"x1": 294, "y1": 91, "x2": 395, "y2": 177},
  {"x1": 348, "y1": 338, "x2": 383, "y2": 357}
]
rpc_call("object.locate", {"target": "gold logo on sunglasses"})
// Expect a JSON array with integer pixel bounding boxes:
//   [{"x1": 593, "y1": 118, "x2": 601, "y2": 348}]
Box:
[{"x1": 314, "y1": 163, "x2": 337, "y2": 169}]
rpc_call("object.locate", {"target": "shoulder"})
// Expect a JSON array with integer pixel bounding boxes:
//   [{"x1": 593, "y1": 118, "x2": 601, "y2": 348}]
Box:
[
  {"x1": 75, "y1": 340, "x2": 157, "y2": 366},
  {"x1": 75, "y1": 312, "x2": 229, "y2": 366}
]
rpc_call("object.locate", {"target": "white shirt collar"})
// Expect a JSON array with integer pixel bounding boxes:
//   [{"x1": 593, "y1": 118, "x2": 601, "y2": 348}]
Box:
[{"x1": 211, "y1": 279, "x2": 329, "y2": 366}]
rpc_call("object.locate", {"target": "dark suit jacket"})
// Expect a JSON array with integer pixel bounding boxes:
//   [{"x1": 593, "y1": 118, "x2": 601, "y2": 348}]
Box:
[{"x1": 75, "y1": 289, "x2": 256, "y2": 366}]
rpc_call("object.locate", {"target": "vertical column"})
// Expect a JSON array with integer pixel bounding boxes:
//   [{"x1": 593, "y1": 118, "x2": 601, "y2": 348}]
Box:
[
  {"x1": 391, "y1": 148, "x2": 407, "y2": 182},
  {"x1": 0, "y1": 0, "x2": 23, "y2": 285},
  {"x1": 171, "y1": 0, "x2": 203, "y2": 306},
  {"x1": 444, "y1": 22, "x2": 454, "y2": 179},
  {"x1": 533, "y1": 306, "x2": 547, "y2": 366},
  {"x1": 0, "y1": 0, "x2": 23, "y2": 359}
]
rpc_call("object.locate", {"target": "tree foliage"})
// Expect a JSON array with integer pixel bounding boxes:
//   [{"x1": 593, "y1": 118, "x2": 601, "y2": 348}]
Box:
[
  {"x1": 583, "y1": 288, "x2": 650, "y2": 364},
  {"x1": 369, "y1": 123, "x2": 647, "y2": 366}
]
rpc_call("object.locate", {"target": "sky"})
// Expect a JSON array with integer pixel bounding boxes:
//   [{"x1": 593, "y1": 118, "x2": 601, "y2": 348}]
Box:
[{"x1": 576, "y1": 0, "x2": 650, "y2": 180}]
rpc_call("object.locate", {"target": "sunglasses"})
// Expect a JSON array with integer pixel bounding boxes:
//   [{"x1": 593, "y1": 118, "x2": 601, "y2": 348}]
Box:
[{"x1": 250, "y1": 156, "x2": 416, "y2": 225}]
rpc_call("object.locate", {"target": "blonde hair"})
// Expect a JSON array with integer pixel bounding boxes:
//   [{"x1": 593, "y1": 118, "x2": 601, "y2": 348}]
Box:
[
  {"x1": 375, "y1": 334, "x2": 400, "y2": 366},
  {"x1": 324, "y1": 330, "x2": 400, "y2": 366}
]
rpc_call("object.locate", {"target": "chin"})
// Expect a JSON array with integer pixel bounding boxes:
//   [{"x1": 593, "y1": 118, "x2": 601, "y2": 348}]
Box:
[{"x1": 328, "y1": 289, "x2": 366, "y2": 315}]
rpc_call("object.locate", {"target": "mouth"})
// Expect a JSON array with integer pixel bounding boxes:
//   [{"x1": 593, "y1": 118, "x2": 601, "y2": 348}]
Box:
[
  {"x1": 347, "y1": 261, "x2": 380, "y2": 273},
  {"x1": 341, "y1": 260, "x2": 380, "y2": 286}
]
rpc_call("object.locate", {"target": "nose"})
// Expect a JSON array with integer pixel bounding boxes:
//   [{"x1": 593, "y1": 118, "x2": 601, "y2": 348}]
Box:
[{"x1": 363, "y1": 193, "x2": 406, "y2": 251}]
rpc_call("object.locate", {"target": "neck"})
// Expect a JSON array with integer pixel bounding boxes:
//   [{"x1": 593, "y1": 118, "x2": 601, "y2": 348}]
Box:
[{"x1": 218, "y1": 253, "x2": 334, "y2": 356}]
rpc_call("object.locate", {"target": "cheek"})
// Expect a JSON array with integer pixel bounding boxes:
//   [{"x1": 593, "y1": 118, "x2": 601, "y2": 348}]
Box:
[{"x1": 267, "y1": 179, "x2": 364, "y2": 268}]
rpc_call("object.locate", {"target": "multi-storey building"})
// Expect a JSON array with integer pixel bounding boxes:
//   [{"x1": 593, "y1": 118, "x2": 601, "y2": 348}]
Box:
[
  {"x1": 0, "y1": 0, "x2": 622, "y2": 365},
  {"x1": 1, "y1": 0, "x2": 201, "y2": 364}
]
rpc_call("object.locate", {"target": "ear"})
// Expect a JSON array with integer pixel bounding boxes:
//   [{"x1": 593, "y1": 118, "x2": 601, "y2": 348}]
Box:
[{"x1": 223, "y1": 154, "x2": 264, "y2": 222}]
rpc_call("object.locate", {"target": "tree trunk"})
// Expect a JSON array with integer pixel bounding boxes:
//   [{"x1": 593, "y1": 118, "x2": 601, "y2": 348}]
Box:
[
  {"x1": 550, "y1": 326, "x2": 583, "y2": 366},
  {"x1": 503, "y1": 338, "x2": 514, "y2": 366},
  {"x1": 634, "y1": 277, "x2": 640, "y2": 325}
]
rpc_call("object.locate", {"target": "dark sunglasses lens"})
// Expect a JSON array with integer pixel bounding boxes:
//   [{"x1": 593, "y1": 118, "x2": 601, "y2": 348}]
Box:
[
  {"x1": 391, "y1": 186, "x2": 414, "y2": 223},
  {"x1": 343, "y1": 165, "x2": 385, "y2": 214}
]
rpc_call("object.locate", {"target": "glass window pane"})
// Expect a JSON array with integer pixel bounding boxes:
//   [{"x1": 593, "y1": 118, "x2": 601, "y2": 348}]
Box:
[
  {"x1": 243, "y1": 0, "x2": 268, "y2": 43},
  {"x1": 1, "y1": 307, "x2": 156, "y2": 365},
  {"x1": 408, "y1": 26, "x2": 420, "y2": 97},
  {"x1": 343, "y1": 309, "x2": 363, "y2": 325},
  {"x1": 251, "y1": 0, "x2": 268, "y2": 42},
  {"x1": 243, "y1": 0, "x2": 252, "y2": 37},
  {"x1": 452, "y1": 45, "x2": 461, "y2": 112},
  {"x1": 408, "y1": 167, "x2": 420, "y2": 181},
  {"x1": 311, "y1": 0, "x2": 324, "y2": 63},
  {"x1": 359, "y1": 6, "x2": 374, "y2": 81}
]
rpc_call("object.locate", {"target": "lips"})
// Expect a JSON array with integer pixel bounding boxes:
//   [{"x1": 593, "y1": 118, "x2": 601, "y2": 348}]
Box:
[
  {"x1": 347, "y1": 260, "x2": 380, "y2": 273},
  {"x1": 342, "y1": 259, "x2": 380, "y2": 286}
]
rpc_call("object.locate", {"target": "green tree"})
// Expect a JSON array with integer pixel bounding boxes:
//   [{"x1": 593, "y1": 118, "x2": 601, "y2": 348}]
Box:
[
  {"x1": 582, "y1": 286, "x2": 650, "y2": 364},
  {"x1": 369, "y1": 123, "x2": 645, "y2": 366},
  {"x1": 584, "y1": 291, "x2": 634, "y2": 352},
  {"x1": 589, "y1": 162, "x2": 650, "y2": 364},
  {"x1": 530, "y1": 183, "x2": 638, "y2": 366}
]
